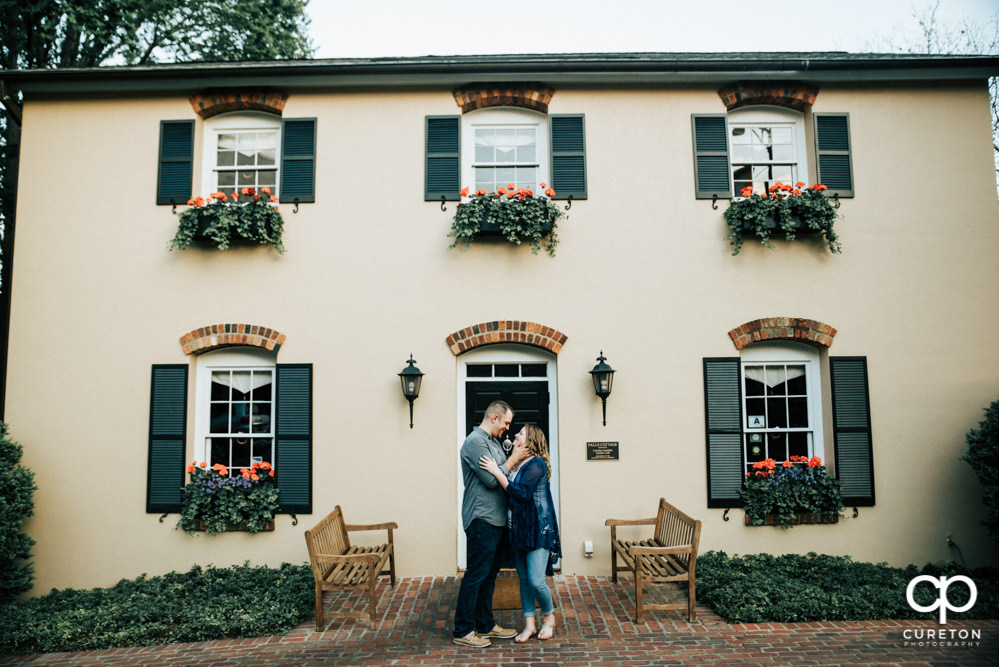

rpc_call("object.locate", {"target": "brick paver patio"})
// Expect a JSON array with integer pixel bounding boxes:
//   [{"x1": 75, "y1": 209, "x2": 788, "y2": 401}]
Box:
[{"x1": 1, "y1": 574, "x2": 996, "y2": 666}]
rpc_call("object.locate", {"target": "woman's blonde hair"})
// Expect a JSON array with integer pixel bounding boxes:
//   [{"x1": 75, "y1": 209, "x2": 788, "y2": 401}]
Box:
[{"x1": 524, "y1": 425, "x2": 551, "y2": 479}]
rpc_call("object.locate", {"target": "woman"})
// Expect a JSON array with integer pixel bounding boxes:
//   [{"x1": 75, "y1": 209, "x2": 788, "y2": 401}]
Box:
[{"x1": 480, "y1": 424, "x2": 561, "y2": 642}]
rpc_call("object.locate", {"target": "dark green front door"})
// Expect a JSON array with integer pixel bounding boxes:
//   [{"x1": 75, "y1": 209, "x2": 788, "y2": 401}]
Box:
[{"x1": 465, "y1": 381, "x2": 550, "y2": 452}]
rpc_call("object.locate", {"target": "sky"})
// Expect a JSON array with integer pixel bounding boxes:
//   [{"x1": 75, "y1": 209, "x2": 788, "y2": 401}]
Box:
[{"x1": 304, "y1": 0, "x2": 998, "y2": 59}]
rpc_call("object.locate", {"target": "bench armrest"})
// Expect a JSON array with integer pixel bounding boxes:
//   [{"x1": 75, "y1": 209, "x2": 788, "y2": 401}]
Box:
[
  {"x1": 344, "y1": 521, "x2": 398, "y2": 532},
  {"x1": 630, "y1": 544, "x2": 694, "y2": 556},
  {"x1": 605, "y1": 517, "x2": 656, "y2": 527}
]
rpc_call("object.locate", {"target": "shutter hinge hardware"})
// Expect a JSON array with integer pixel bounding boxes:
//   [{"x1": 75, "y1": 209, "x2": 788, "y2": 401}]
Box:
[
  {"x1": 832, "y1": 193, "x2": 840, "y2": 209},
  {"x1": 440, "y1": 195, "x2": 448, "y2": 212},
  {"x1": 293, "y1": 198, "x2": 300, "y2": 214},
  {"x1": 711, "y1": 193, "x2": 718, "y2": 210},
  {"x1": 564, "y1": 194, "x2": 573, "y2": 211},
  {"x1": 853, "y1": 506, "x2": 859, "y2": 518},
  {"x1": 158, "y1": 513, "x2": 168, "y2": 523},
  {"x1": 290, "y1": 513, "x2": 298, "y2": 526},
  {"x1": 171, "y1": 199, "x2": 178, "y2": 214},
  {"x1": 722, "y1": 507, "x2": 730, "y2": 521}
]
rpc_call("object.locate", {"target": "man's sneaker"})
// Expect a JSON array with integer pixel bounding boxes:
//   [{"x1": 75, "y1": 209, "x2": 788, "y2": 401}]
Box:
[
  {"x1": 453, "y1": 631, "x2": 491, "y2": 647},
  {"x1": 479, "y1": 624, "x2": 518, "y2": 639}
]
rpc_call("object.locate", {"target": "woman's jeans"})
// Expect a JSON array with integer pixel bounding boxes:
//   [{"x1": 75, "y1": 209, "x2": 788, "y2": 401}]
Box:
[{"x1": 515, "y1": 547, "x2": 554, "y2": 618}]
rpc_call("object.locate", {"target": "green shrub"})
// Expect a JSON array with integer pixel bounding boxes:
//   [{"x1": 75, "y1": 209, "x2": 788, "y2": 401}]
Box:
[
  {"x1": 0, "y1": 562, "x2": 314, "y2": 655},
  {"x1": 697, "y1": 551, "x2": 999, "y2": 623},
  {"x1": 964, "y1": 400, "x2": 999, "y2": 544},
  {"x1": 0, "y1": 422, "x2": 36, "y2": 602}
]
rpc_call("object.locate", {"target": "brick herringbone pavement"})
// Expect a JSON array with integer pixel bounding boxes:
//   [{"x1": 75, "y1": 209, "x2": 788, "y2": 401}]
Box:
[{"x1": 1, "y1": 575, "x2": 996, "y2": 666}]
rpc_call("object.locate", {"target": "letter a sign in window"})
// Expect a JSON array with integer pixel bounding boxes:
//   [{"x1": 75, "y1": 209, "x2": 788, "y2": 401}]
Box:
[{"x1": 747, "y1": 415, "x2": 765, "y2": 429}]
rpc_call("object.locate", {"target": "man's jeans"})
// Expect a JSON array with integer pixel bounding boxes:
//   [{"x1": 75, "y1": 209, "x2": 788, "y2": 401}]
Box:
[{"x1": 453, "y1": 519, "x2": 506, "y2": 637}]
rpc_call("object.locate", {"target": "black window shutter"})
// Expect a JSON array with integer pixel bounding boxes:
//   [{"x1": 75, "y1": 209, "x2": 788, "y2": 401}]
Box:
[
  {"x1": 830, "y1": 356, "x2": 875, "y2": 506},
  {"x1": 425, "y1": 115, "x2": 460, "y2": 201},
  {"x1": 147, "y1": 365, "x2": 188, "y2": 513},
  {"x1": 549, "y1": 114, "x2": 587, "y2": 200},
  {"x1": 276, "y1": 363, "x2": 312, "y2": 514},
  {"x1": 814, "y1": 113, "x2": 854, "y2": 198},
  {"x1": 691, "y1": 114, "x2": 732, "y2": 200},
  {"x1": 703, "y1": 358, "x2": 744, "y2": 507},
  {"x1": 280, "y1": 118, "x2": 317, "y2": 204},
  {"x1": 156, "y1": 120, "x2": 194, "y2": 206}
]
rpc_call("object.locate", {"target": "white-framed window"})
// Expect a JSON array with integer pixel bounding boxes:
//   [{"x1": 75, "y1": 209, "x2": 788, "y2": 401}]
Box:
[
  {"x1": 462, "y1": 108, "x2": 549, "y2": 193},
  {"x1": 200, "y1": 112, "x2": 281, "y2": 198},
  {"x1": 740, "y1": 342, "x2": 824, "y2": 473},
  {"x1": 729, "y1": 107, "x2": 808, "y2": 196},
  {"x1": 194, "y1": 348, "x2": 276, "y2": 474}
]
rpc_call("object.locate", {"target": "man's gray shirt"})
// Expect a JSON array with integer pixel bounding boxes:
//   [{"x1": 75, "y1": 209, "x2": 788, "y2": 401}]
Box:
[{"x1": 459, "y1": 426, "x2": 510, "y2": 530}]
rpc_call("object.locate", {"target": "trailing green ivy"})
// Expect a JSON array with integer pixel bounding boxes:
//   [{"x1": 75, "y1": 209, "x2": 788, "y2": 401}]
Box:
[
  {"x1": 723, "y1": 183, "x2": 841, "y2": 255},
  {"x1": 178, "y1": 461, "x2": 279, "y2": 534},
  {"x1": 0, "y1": 422, "x2": 36, "y2": 603},
  {"x1": 739, "y1": 456, "x2": 843, "y2": 528},
  {"x1": 170, "y1": 188, "x2": 285, "y2": 253},
  {"x1": 448, "y1": 186, "x2": 565, "y2": 256}
]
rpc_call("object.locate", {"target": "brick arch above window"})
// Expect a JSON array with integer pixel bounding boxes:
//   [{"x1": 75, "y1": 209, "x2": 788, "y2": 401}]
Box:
[
  {"x1": 728, "y1": 317, "x2": 836, "y2": 350},
  {"x1": 180, "y1": 324, "x2": 286, "y2": 355},
  {"x1": 446, "y1": 320, "x2": 567, "y2": 355},
  {"x1": 189, "y1": 88, "x2": 289, "y2": 119},
  {"x1": 453, "y1": 83, "x2": 555, "y2": 114},
  {"x1": 717, "y1": 81, "x2": 819, "y2": 112}
]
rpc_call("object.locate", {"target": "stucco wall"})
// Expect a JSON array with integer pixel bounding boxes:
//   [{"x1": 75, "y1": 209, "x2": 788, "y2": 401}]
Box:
[{"x1": 6, "y1": 80, "x2": 999, "y2": 593}]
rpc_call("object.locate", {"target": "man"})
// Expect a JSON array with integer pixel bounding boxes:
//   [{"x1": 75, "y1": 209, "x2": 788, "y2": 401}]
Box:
[{"x1": 452, "y1": 400, "x2": 528, "y2": 648}]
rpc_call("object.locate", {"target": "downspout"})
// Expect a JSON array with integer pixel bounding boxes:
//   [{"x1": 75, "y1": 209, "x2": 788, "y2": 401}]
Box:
[{"x1": 0, "y1": 79, "x2": 21, "y2": 420}]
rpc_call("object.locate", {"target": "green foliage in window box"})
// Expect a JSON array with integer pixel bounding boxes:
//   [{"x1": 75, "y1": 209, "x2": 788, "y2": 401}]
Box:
[
  {"x1": 697, "y1": 551, "x2": 999, "y2": 623},
  {"x1": 170, "y1": 188, "x2": 285, "y2": 253},
  {"x1": 178, "y1": 461, "x2": 279, "y2": 535},
  {"x1": 448, "y1": 185, "x2": 565, "y2": 256},
  {"x1": 964, "y1": 399, "x2": 999, "y2": 545},
  {"x1": 0, "y1": 423, "x2": 36, "y2": 602},
  {"x1": 739, "y1": 456, "x2": 844, "y2": 528},
  {"x1": 723, "y1": 183, "x2": 841, "y2": 255},
  {"x1": 0, "y1": 562, "x2": 314, "y2": 655}
]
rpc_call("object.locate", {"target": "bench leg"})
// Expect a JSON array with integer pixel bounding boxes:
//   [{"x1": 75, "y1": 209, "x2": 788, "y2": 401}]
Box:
[
  {"x1": 389, "y1": 549, "x2": 397, "y2": 586},
  {"x1": 688, "y1": 578, "x2": 697, "y2": 622},
  {"x1": 368, "y1": 566, "x2": 378, "y2": 630},
  {"x1": 315, "y1": 583, "x2": 324, "y2": 631},
  {"x1": 634, "y1": 557, "x2": 643, "y2": 624}
]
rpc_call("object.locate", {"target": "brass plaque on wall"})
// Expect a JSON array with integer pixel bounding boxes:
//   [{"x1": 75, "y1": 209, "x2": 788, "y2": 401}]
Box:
[{"x1": 586, "y1": 441, "x2": 619, "y2": 461}]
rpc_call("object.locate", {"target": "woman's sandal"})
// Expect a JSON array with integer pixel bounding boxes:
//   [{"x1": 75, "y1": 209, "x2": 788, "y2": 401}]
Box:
[
  {"x1": 514, "y1": 627, "x2": 537, "y2": 643},
  {"x1": 538, "y1": 621, "x2": 555, "y2": 641}
]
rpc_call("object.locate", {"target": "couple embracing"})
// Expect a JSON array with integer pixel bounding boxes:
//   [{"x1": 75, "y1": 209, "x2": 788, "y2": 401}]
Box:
[{"x1": 452, "y1": 400, "x2": 561, "y2": 647}]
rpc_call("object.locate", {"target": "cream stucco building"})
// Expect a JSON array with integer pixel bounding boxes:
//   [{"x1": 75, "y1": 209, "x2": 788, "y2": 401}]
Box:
[{"x1": 2, "y1": 52, "x2": 998, "y2": 594}]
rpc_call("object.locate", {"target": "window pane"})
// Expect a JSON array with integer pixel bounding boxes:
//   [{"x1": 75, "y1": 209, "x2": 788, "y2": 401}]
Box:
[
  {"x1": 251, "y1": 404, "x2": 271, "y2": 433},
  {"x1": 772, "y1": 165, "x2": 794, "y2": 182},
  {"x1": 217, "y1": 151, "x2": 235, "y2": 167},
  {"x1": 787, "y1": 432, "x2": 809, "y2": 458},
  {"x1": 786, "y1": 366, "x2": 807, "y2": 394},
  {"x1": 238, "y1": 171, "x2": 256, "y2": 186},
  {"x1": 521, "y1": 364, "x2": 547, "y2": 377},
  {"x1": 210, "y1": 437, "x2": 230, "y2": 468},
  {"x1": 252, "y1": 438, "x2": 274, "y2": 465},
  {"x1": 252, "y1": 373, "x2": 273, "y2": 400},
  {"x1": 745, "y1": 433, "x2": 766, "y2": 462},
  {"x1": 466, "y1": 365, "x2": 492, "y2": 377},
  {"x1": 210, "y1": 403, "x2": 228, "y2": 433},
  {"x1": 475, "y1": 145, "x2": 493, "y2": 162},
  {"x1": 232, "y1": 402, "x2": 250, "y2": 432},
  {"x1": 231, "y1": 439, "x2": 252, "y2": 468},
  {"x1": 258, "y1": 150, "x2": 275, "y2": 166},
  {"x1": 495, "y1": 167, "x2": 515, "y2": 184},
  {"x1": 744, "y1": 367, "x2": 765, "y2": 395},
  {"x1": 236, "y1": 149, "x2": 255, "y2": 166},
  {"x1": 767, "y1": 398, "x2": 788, "y2": 428},
  {"x1": 767, "y1": 433, "x2": 788, "y2": 462},
  {"x1": 517, "y1": 145, "x2": 536, "y2": 162},
  {"x1": 217, "y1": 171, "x2": 235, "y2": 187},
  {"x1": 218, "y1": 134, "x2": 236, "y2": 150},
  {"x1": 746, "y1": 398, "x2": 765, "y2": 423},
  {"x1": 495, "y1": 146, "x2": 515, "y2": 163},
  {"x1": 788, "y1": 397, "x2": 809, "y2": 427},
  {"x1": 211, "y1": 373, "x2": 230, "y2": 399},
  {"x1": 494, "y1": 364, "x2": 518, "y2": 377}
]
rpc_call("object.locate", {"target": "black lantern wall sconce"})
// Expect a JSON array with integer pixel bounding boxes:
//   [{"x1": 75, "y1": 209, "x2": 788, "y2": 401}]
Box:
[
  {"x1": 589, "y1": 351, "x2": 615, "y2": 426},
  {"x1": 398, "y1": 354, "x2": 424, "y2": 428}
]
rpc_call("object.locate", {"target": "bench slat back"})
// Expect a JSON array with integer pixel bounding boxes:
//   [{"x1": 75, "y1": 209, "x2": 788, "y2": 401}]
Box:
[
  {"x1": 309, "y1": 505, "x2": 351, "y2": 557},
  {"x1": 654, "y1": 498, "x2": 700, "y2": 569}
]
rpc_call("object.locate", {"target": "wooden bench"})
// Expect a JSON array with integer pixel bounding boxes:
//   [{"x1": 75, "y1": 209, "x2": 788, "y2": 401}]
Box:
[
  {"x1": 304, "y1": 505, "x2": 397, "y2": 630},
  {"x1": 605, "y1": 498, "x2": 702, "y2": 622}
]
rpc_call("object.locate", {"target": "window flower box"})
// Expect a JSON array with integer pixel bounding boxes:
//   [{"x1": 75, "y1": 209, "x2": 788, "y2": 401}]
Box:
[
  {"x1": 170, "y1": 188, "x2": 285, "y2": 253},
  {"x1": 178, "y1": 461, "x2": 280, "y2": 535},
  {"x1": 740, "y1": 456, "x2": 844, "y2": 529},
  {"x1": 449, "y1": 185, "x2": 564, "y2": 256},
  {"x1": 723, "y1": 183, "x2": 841, "y2": 256}
]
